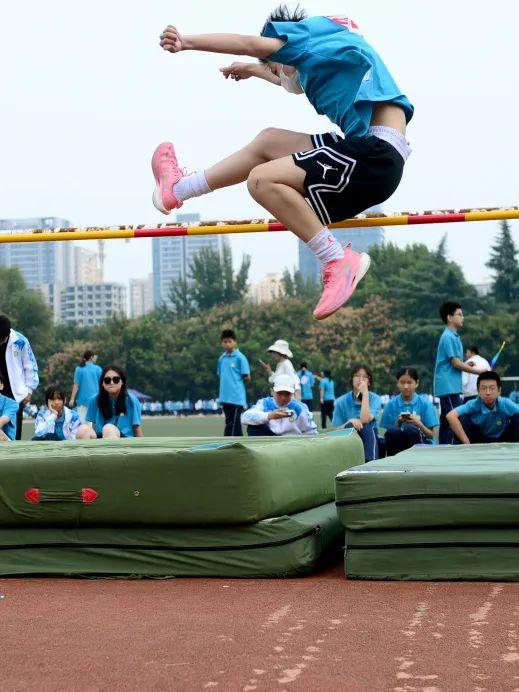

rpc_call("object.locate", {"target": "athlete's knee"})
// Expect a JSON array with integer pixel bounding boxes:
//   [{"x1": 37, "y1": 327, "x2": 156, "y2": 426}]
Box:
[
  {"x1": 252, "y1": 127, "x2": 284, "y2": 155},
  {"x1": 102, "y1": 423, "x2": 121, "y2": 439},
  {"x1": 247, "y1": 163, "x2": 272, "y2": 199}
]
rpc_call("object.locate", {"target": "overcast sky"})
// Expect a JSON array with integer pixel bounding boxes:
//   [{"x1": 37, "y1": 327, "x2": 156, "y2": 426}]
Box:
[{"x1": 1, "y1": 0, "x2": 517, "y2": 286}]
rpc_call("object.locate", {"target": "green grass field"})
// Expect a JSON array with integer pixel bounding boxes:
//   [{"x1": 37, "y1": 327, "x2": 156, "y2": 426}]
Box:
[{"x1": 22, "y1": 413, "x2": 327, "y2": 440}]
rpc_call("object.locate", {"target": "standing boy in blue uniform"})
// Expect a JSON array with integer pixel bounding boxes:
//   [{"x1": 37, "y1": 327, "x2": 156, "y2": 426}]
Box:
[
  {"x1": 152, "y1": 7, "x2": 413, "y2": 320},
  {"x1": 297, "y1": 362, "x2": 315, "y2": 411},
  {"x1": 447, "y1": 372, "x2": 519, "y2": 444},
  {"x1": 434, "y1": 302, "x2": 487, "y2": 444},
  {"x1": 217, "y1": 329, "x2": 251, "y2": 436}
]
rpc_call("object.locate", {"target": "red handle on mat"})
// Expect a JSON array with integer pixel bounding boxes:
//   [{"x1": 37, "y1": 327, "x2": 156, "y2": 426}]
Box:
[{"x1": 24, "y1": 488, "x2": 99, "y2": 504}]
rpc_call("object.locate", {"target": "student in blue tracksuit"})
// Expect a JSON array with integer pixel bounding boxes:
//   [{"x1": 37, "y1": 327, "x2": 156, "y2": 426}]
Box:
[
  {"x1": 33, "y1": 385, "x2": 82, "y2": 441},
  {"x1": 381, "y1": 368, "x2": 439, "y2": 456},
  {"x1": 434, "y1": 302, "x2": 487, "y2": 444},
  {"x1": 332, "y1": 364, "x2": 382, "y2": 461},
  {"x1": 0, "y1": 374, "x2": 20, "y2": 441},
  {"x1": 77, "y1": 365, "x2": 142, "y2": 439},
  {"x1": 69, "y1": 350, "x2": 102, "y2": 422},
  {"x1": 447, "y1": 371, "x2": 519, "y2": 444}
]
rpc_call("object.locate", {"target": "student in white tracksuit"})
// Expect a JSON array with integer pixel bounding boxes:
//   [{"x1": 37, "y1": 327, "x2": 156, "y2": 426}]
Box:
[
  {"x1": 0, "y1": 316, "x2": 39, "y2": 440},
  {"x1": 242, "y1": 373, "x2": 317, "y2": 436}
]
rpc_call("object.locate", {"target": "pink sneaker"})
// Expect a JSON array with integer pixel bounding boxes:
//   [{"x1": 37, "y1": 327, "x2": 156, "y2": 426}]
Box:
[
  {"x1": 313, "y1": 245, "x2": 371, "y2": 320},
  {"x1": 151, "y1": 142, "x2": 185, "y2": 214}
]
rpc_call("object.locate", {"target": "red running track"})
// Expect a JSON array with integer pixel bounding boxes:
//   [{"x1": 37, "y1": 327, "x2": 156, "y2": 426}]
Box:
[{"x1": 1, "y1": 563, "x2": 519, "y2": 691}]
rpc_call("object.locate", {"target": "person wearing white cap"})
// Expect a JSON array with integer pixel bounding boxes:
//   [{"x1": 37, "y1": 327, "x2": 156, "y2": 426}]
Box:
[
  {"x1": 260, "y1": 339, "x2": 301, "y2": 400},
  {"x1": 241, "y1": 373, "x2": 317, "y2": 436}
]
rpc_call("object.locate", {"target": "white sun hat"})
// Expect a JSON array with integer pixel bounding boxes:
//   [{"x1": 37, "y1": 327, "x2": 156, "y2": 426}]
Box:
[
  {"x1": 273, "y1": 373, "x2": 296, "y2": 394},
  {"x1": 267, "y1": 339, "x2": 293, "y2": 359}
]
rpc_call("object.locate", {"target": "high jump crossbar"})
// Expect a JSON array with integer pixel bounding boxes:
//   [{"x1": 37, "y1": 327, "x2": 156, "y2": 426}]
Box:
[{"x1": 0, "y1": 207, "x2": 518, "y2": 244}]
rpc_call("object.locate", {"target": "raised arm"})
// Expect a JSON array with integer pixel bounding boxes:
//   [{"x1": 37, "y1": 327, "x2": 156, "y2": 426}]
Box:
[
  {"x1": 220, "y1": 62, "x2": 281, "y2": 86},
  {"x1": 160, "y1": 26, "x2": 283, "y2": 59},
  {"x1": 446, "y1": 408, "x2": 470, "y2": 444}
]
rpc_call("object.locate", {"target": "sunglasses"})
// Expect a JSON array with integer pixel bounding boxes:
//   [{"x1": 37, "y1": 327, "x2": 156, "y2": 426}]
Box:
[{"x1": 103, "y1": 376, "x2": 121, "y2": 385}]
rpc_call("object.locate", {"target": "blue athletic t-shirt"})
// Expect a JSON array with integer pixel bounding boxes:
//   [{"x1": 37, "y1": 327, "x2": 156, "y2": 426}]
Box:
[
  {"x1": 380, "y1": 394, "x2": 439, "y2": 430},
  {"x1": 297, "y1": 369, "x2": 315, "y2": 400},
  {"x1": 455, "y1": 396, "x2": 519, "y2": 440},
  {"x1": 86, "y1": 392, "x2": 142, "y2": 438},
  {"x1": 217, "y1": 349, "x2": 250, "y2": 407},
  {"x1": 319, "y1": 377, "x2": 335, "y2": 402},
  {"x1": 262, "y1": 15, "x2": 414, "y2": 138},
  {"x1": 74, "y1": 362, "x2": 103, "y2": 406},
  {"x1": 332, "y1": 391, "x2": 382, "y2": 434},
  {"x1": 434, "y1": 328, "x2": 464, "y2": 397}
]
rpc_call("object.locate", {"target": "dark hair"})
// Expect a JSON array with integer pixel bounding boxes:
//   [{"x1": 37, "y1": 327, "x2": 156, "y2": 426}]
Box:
[
  {"x1": 349, "y1": 364, "x2": 373, "y2": 387},
  {"x1": 467, "y1": 345, "x2": 479, "y2": 355},
  {"x1": 221, "y1": 329, "x2": 237, "y2": 341},
  {"x1": 45, "y1": 385, "x2": 66, "y2": 407},
  {"x1": 98, "y1": 364, "x2": 128, "y2": 420},
  {"x1": 261, "y1": 3, "x2": 307, "y2": 35},
  {"x1": 80, "y1": 349, "x2": 95, "y2": 367},
  {"x1": 477, "y1": 371, "x2": 501, "y2": 389},
  {"x1": 396, "y1": 367, "x2": 420, "y2": 382},
  {"x1": 0, "y1": 373, "x2": 4, "y2": 387},
  {"x1": 322, "y1": 369, "x2": 332, "y2": 380},
  {"x1": 300, "y1": 361, "x2": 308, "y2": 369},
  {"x1": 0, "y1": 315, "x2": 11, "y2": 339},
  {"x1": 439, "y1": 302, "x2": 462, "y2": 324}
]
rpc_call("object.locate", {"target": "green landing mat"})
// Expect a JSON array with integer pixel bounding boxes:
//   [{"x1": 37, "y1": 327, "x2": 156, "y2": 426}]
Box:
[
  {"x1": 0, "y1": 502, "x2": 342, "y2": 578},
  {"x1": 336, "y1": 443, "x2": 519, "y2": 530},
  {"x1": 344, "y1": 526, "x2": 519, "y2": 581},
  {"x1": 0, "y1": 431, "x2": 363, "y2": 527}
]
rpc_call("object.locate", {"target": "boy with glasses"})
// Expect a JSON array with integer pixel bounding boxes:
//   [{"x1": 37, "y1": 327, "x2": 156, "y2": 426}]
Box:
[
  {"x1": 447, "y1": 371, "x2": 519, "y2": 444},
  {"x1": 434, "y1": 302, "x2": 487, "y2": 444}
]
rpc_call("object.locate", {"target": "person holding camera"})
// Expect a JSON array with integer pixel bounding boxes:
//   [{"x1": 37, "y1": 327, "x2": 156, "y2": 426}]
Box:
[
  {"x1": 241, "y1": 374, "x2": 317, "y2": 436},
  {"x1": 381, "y1": 367, "x2": 439, "y2": 456}
]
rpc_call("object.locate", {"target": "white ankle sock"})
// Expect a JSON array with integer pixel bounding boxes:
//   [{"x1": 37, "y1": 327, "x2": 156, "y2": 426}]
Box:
[
  {"x1": 173, "y1": 171, "x2": 211, "y2": 202},
  {"x1": 306, "y1": 228, "x2": 344, "y2": 264}
]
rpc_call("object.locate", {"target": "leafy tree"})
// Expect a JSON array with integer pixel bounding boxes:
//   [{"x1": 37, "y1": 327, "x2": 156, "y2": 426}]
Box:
[
  {"x1": 167, "y1": 277, "x2": 194, "y2": 319},
  {"x1": 189, "y1": 245, "x2": 251, "y2": 310},
  {"x1": 282, "y1": 268, "x2": 320, "y2": 300},
  {"x1": 486, "y1": 221, "x2": 519, "y2": 303}
]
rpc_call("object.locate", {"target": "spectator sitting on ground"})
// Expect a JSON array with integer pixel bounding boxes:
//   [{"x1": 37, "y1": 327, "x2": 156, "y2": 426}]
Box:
[
  {"x1": 462, "y1": 345, "x2": 490, "y2": 402},
  {"x1": 241, "y1": 374, "x2": 317, "y2": 436},
  {"x1": 381, "y1": 368, "x2": 439, "y2": 456},
  {"x1": 332, "y1": 364, "x2": 383, "y2": 461},
  {"x1": 447, "y1": 371, "x2": 519, "y2": 444},
  {"x1": 33, "y1": 385, "x2": 82, "y2": 441},
  {"x1": 0, "y1": 373, "x2": 19, "y2": 442},
  {"x1": 77, "y1": 365, "x2": 143, "y2": 439}
]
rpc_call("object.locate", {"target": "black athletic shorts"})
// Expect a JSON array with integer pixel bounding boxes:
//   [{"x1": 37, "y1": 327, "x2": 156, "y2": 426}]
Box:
[{"x1": 292, "y1": 131, "x2": 405, "y2": 225}]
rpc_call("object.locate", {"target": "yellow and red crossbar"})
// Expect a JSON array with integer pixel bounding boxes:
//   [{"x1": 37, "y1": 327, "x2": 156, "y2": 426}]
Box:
[{"x1": 0, "y1": 207, "x2": 518, "y2": 243}]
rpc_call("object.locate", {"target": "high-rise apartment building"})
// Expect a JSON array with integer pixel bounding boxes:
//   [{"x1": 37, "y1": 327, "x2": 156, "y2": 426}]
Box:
[
  {"x1": 60, "y1": 283, "x2": 127, "y2": 326},
  {"x1": 129, "y1": 275, "x2": 154, "y2": 318},
  {"x1": 0, "y1": 217, "x2": 74, "y2": 289}
]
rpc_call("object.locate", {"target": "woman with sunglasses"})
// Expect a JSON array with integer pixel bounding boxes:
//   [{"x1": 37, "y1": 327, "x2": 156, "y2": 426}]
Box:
[{"x1": 77, "y1": 365, "x2": 143, "y2": 439}]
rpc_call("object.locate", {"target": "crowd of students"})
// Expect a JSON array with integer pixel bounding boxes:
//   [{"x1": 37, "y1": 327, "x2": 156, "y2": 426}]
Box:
[
  {"x1": 0, "y1": 300, "x2": 518, "y2": 454},
  {"x1": 217, "y1": 302, "x2": 519, "y2": 460}
]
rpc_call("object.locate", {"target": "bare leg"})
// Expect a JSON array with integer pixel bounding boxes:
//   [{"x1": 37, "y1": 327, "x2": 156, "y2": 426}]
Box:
[
  {"x1": 247, "y1": 156, "x2": 323, "y2": 242},
  {"x1": 76, "y1": 424, "x2": 97, "y2": 440},
  {"x1": 102, "y1": 423, "x2": 121, "y2": 439},
  {"x1": 206, "y1": 127, "x2": 313, "y2": 190}
]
